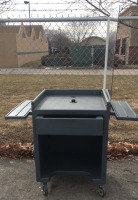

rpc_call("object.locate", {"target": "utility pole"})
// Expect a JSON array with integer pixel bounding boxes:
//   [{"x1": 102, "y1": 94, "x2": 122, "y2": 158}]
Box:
[{"x1": 24, "y1": 1, "x2": 31, "y2": 36}]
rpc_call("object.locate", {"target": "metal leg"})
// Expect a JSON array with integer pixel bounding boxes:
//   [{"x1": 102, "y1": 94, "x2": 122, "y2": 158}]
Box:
[
  {"x1": 97, "y1": 184, "x2": 106, "y2": 197},
  {"x1": 41, "y1": 182, "x2": 48, "y2": 196}
]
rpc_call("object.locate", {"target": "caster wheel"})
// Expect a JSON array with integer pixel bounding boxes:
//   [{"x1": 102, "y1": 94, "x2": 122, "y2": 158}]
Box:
[
  {"x1": 41, "y1": 183, "x2": 48, "y2": 196},
  {"x1": 97, "y1": 185, "x2": 106, "y2": 197}
]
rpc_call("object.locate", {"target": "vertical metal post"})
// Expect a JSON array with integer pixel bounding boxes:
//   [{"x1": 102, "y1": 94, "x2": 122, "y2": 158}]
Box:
[
  {"x1": 103, "y1": 17, "x2": 110, "y2": 90},
  {"x1": 28, "y1": 2, "x2": 31, "y2": 36}
]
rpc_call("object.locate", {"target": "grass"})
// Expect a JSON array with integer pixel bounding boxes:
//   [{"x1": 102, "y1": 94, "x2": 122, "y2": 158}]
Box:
[
  {"x1": 0, "y1": 74, "x2": 138, "y2": 145},
  {"x1": 122, "y1": 64, "x2": 138, "y2": 69}
]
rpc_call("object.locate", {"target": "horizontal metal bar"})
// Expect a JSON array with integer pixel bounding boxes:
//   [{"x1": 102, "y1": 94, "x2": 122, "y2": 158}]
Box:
[
  {"x1": 0, "y1": 17, "x2": 110, "y2": 23},
  {"x1": 0, "y1": 16, "x2": 138, "y2": 23},
  {"x1": 118, "y1": 16, "x2": 138, "y2": 21}
]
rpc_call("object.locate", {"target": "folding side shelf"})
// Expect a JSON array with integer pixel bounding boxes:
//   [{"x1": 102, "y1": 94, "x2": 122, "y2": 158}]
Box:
[
  {"x1": 5, "y1": 100, "x2": 32, "y2": 119},
  {"x1": 111, "y1": 101, "x2": 138, "y2": 121}
]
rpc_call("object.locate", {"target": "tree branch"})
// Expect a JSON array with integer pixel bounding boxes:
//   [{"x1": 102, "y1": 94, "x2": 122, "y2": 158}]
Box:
[
  {"x1": 85, "y1": 0, "x2": 110, "y2": 16},
  {"x1": 127, "y1": 0, "x2": 138, "y2": 4},
  {"x1": 0, "y1": 0, "x2": 11, "y2": 5}
]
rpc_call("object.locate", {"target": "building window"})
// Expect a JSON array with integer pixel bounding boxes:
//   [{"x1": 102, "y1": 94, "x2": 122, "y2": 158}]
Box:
[
  {"x1": 115, "y1": 39, "x2": 120, "y2": 54},
  {"x1": 121, "y1": 38, "x2": 126, "y2": 55}
]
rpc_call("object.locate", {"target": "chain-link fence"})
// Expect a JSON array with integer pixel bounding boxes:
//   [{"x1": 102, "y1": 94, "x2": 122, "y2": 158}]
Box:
[{"x1": 0, "y1": 17, "x2": 138, "y2": 85}]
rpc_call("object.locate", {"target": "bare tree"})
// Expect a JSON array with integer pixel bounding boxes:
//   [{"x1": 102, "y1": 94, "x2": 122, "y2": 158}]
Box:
[
  {"x1": 46, "y1": 29, "x2": 72, "y2": 53},
  {"x1": 67, "y1": 21, "x2": 97, "y2": 46}
]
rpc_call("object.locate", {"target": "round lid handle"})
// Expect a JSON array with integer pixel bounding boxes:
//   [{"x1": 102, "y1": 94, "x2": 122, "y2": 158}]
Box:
[{"x1": 71, "y1": 98, "x2": 77, "y2": 103}]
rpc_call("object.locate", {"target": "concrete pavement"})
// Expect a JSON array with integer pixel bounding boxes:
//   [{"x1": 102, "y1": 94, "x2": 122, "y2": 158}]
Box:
[
  {"x1": 0, "y1": 159, "x2": 138, "y2": 200},
  {"x1": 0, "y1": 68, "x2": 138, "y2": 75}
]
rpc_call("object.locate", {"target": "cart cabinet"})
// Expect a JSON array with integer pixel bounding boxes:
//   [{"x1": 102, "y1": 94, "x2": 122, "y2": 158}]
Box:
[{"x1": 5, "y1": 89, "x2": 138, "y2": 197}]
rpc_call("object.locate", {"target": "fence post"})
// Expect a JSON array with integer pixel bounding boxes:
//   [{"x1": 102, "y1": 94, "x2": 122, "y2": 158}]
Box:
[{"x1": 103, "y1": 17, "x2": 110, "y2": 90}]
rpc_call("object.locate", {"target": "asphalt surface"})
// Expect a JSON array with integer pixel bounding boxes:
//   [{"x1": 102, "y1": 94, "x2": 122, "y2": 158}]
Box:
[
  {"x1": 0, "y1": 159, "x2": 138, "y2": 200},
  {"x1": 0, "y1": 68, "x2": 138, "y2": 75}
]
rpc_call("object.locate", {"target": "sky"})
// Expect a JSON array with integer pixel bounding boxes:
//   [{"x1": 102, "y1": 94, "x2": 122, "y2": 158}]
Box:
[{"x1": 0, "y1": 0, "x2": 121, "y2": 18}]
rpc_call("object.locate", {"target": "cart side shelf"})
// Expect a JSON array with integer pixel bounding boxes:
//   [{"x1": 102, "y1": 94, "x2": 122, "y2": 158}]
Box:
[
  {"x1": 111, "y1": 101, "x2": 138, "y2": 121},
  {"x1": 5, "y1": 100, "x2": 32, "y2": 119}
]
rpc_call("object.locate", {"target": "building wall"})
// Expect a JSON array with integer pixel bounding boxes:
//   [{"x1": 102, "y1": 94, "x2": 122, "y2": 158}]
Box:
[
  {"x1": 0, "y1": 33, "x2": 18, "y2": 68},
  {"x1": 130, "y1": 24, "x2": 138, "y2": 46},
  {"x1": 16, "y1": 34, "x2": 49, "y2": 67},
  {"x1": 117, "y1": 6, "x2": 138, "y2": 47},
  {"x1": 117, "y1": 23, "x2": 131, "y2": 46},
  {"x1": 116, "y1": 6, "x2": 138, "y2": 64},
  {"x1": 128, "y1": 46, "x2": 138, "y2": 64},
  {"x1": 81, "y1": 37, "x2": 105, "y2": 46}
]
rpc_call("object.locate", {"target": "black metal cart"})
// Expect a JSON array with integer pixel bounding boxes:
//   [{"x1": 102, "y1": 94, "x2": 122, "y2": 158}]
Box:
[{"x1": 5, "y1": 89, "x2": 138, "y2": 197}]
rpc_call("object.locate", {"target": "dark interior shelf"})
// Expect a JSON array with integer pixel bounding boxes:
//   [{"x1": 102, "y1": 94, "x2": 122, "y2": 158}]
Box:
[
  {"x1": 40, "y1": 152, "x2": 101, "y2": 179},
  {"x1": 38, "y1": 135, "x2": 102, "y2": 179}
]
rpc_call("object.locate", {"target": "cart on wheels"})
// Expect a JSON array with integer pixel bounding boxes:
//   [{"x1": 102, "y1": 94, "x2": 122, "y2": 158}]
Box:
[{"x1": 5, "y1": 88, "x2": 138, "y2": 197}]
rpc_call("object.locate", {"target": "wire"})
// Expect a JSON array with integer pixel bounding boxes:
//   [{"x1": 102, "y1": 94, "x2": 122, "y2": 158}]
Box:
[
  {"x1": 55, "y1": 1, "x2": 76, "y2": 14},
  {"x1": 11, "y1": 2, "x2": 76, "y2": 5},
  {"x1": 6, "y1": 1, "x2": 120, "y2": 4},
  {"x1": 1, "y1": 9, "x2": 94, "y2": 11}
]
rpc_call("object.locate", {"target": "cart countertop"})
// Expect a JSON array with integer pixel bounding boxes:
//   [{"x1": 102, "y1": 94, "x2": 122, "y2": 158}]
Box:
[{"x1": 35, "y1": 95, "x2": 106, "y2": 111}]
